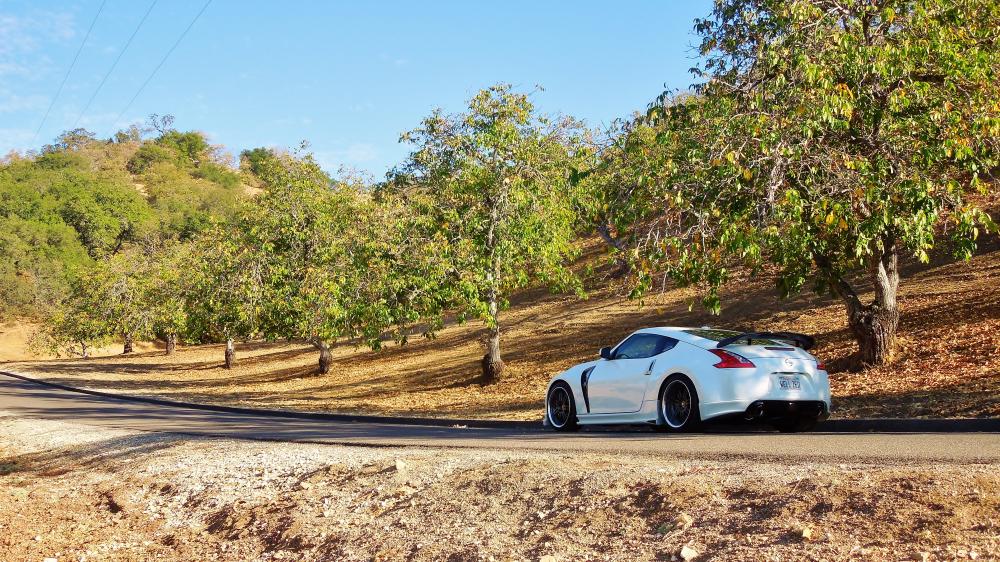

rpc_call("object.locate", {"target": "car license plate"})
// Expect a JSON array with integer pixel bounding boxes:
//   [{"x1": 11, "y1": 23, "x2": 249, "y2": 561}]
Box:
[{"x1": 778, "y1": 375, "x2": 801, "y2": 390}]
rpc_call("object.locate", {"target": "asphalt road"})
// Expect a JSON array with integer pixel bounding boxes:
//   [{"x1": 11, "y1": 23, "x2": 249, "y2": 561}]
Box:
[{"x1": 1, "y1": 375, "x2": 997, "y2": 463}]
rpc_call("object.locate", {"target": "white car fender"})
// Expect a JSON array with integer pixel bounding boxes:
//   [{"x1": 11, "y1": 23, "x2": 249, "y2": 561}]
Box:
[
  {"x1": 547, "y1": 361, "x2": 596, "y2": 412},
  {"x1": 646, "y1": 364, "x2": 702, "y2": 404}
]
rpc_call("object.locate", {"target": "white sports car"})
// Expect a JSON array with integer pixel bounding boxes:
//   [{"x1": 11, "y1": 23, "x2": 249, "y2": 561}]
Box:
[{"x1": 545, "y1": 327, "x2": 831, "y2": 432}]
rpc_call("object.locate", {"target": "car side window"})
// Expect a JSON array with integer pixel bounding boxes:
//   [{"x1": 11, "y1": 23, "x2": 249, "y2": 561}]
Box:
[{"x1": 613, "y1": 334, "x2": 677, "y2": 360}]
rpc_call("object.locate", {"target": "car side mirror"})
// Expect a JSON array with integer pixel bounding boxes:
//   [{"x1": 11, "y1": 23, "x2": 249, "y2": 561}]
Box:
[{"x1": 599, "y1": 346, "x2": 613, "y2": 360}]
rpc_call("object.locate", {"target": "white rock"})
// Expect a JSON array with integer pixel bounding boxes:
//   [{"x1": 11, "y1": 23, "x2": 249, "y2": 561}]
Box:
[{"x1": 680, "y1": 545, "x2": 699, "y2": 561}]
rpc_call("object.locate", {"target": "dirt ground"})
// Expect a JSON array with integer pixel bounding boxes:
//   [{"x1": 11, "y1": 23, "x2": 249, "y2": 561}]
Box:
[
  {"x1": 4, "y1": 240, "x2": 998, "y2": 421},
  {"x1": 0, "y1": 413, "x2": 997, "y2": 562}
]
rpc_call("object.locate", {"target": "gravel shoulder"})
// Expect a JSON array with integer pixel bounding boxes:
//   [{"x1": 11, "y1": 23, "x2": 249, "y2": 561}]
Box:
[{"x1": 1, "y1": 412, "x2": 997, "y2": 562}]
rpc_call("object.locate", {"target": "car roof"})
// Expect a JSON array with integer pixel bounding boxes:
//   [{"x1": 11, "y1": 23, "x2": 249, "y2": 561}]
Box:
[{"x1": 627, "y1": 326, "x2": 736, "y2": 347}]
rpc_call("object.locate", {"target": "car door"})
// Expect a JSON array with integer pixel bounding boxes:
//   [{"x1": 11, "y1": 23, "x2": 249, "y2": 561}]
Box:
[{"x1": 588, "y1": 333, "x2": 671, "y2": 414}]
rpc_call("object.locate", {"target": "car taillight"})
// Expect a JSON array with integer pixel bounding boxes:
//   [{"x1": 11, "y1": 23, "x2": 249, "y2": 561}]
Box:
[
  {"x1": 815, "y1": 359, "x2": 826, "y2": 371},
  {"x1": 709, "y1": 349, "x2": 755, "y2": 368}
]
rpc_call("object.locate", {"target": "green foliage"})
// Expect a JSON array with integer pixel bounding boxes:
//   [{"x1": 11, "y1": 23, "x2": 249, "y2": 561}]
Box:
[
  {"x1": 126, "y1": 143, "x2": 175, "y2": 174},
  {"x1": 142, "y1": 163, "x2": 242, "y2": 241},
  {"x1": 0, "y1": 155, "x2": 150, "y2": 319},
  {"x1": 1, "y1": 123, "x2": 248, "y2": 324},
  {"x1": 1, "y1": 155, "x2": 151, "y2": 260},
  {"x1": 156, "y1": 130, "x2": 211, "y2": 166},
  {"x1": 193, "y1": 161, "x2": 241, "y2": 189},
  {"x1": 127, "y1": 130, "x2": 215, "y2": 175},
  {"x1": 37, "y1": 243, "x2": 200, "y2": 355},
  {"x1": 572, "y1": 118, "x2": 680, "y2": 273},
  {"x1": 39, "y1": 248, "x2": 154, "y2": 353},
  {"x1": 387, "y1": 84, "x2": 585, "y2": 373},
  {"x1": 239, "y1": 147, "x2": 278, "y2": 178},
  {"x1": 145, "y1": 242, "x2": 196, "y2": 342},
  {"x1": 42, "y1": 128, "x2": 98, "y2": 153},
  {"x1": 49, "y1": 172, "x2": 153, "y2": 258},
  {"x1": 629, "y1": 0, "x2": 999, "y2": 314},
  {"x1": 0, "y1": 216, "x2": 89, "y2": 319}
]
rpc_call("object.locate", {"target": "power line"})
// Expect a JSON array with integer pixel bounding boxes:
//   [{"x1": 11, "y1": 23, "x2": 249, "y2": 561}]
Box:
[
  {"x1": 113, "y1": 0, "x2": 213, "y2": 130},
  {"x1": 32, "y1": 0, "x2": 108, "y2": 145},
  {"x1": 72, "y1": 0, "x2": 158, "y2": 130}
]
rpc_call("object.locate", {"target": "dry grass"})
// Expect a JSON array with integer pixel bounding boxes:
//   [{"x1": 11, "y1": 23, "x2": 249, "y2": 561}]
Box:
[{"x1": 4, "y1": 233, "x2": 999, "y2": 420}]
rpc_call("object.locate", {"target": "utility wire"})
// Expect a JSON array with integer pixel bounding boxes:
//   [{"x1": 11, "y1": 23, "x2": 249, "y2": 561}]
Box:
[
  {"x1": 32, "y1": 0, "x2": 108, "y2": 145},
  {"x1": 72, "y1": 0, "x2": 158, "y2": 130},
  {"x1": 113, "y1": 0, "x2": 213, "y2": 130}
]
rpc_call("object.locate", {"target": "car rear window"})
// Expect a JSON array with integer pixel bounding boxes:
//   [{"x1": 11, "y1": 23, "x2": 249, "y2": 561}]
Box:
[{"x1": 683, "y1": 329, "x2": 777, "y2": 346}]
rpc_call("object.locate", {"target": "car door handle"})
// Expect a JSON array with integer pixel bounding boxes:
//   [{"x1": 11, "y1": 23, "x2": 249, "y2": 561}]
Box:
[{"x1": 644, "y1": 359, "x2": 656, "y2": 375}]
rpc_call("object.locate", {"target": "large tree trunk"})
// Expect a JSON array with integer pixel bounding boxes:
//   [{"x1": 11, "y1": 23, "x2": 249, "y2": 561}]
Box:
[
  {"x1": 481, "y1": 194, "x2": 506, "y2": 384},
  {"x1": 596, "y1": 222, "x2": 630, "y2": 277},
  {"x1": 165, "y1": 333, "x2": 177, "y2": 355},
  {"x1": 316, "y1": 341, "x2": 333, "y2": 375},
  {"x1": 224, "y1": 338, "x2": 235, "y2": 369},
  {"x1": 835, "y1": 241, "x2": 901, "y2": 367},
  {"x1": 481, "y1": 295, "x2": 505, "y2": 384},
  {"x1": 123, "y1": 333, "x2": 134, "y2": 354}
]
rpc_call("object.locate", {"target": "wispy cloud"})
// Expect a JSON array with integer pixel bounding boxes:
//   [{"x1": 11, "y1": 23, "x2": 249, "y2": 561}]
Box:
[
  {"x1": 378, "y1": 53, "x2": 408, "y2": 67},
  {"x1": 0, "y1": 89, "x2": 46, "y2": 113},
  {"x1": 273, "y1": 116, "x2": 314, "y2": 126},
  {"x1": 0, "y1": 127, "x2": 36, "y2": 155},
  {"x1": 312, "y1": 142, "x2": 379, "y2": 171},
  {"x1": 349, "y1": 101, "x2": 374, "y2": 113},
  {"x1": 0, "y1": 11, "x2": 76, "y2": 79}
]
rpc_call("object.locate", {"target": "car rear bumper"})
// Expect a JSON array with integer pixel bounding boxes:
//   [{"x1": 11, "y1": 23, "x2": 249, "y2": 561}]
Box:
[{"x1": 743, "y1": 400, "x2": 830, "y2": 421}]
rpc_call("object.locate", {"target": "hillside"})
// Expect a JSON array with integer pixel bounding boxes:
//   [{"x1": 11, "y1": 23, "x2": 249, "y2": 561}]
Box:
[{"x1": 6, "y1": 235, "x2": 999, "y2": 421}]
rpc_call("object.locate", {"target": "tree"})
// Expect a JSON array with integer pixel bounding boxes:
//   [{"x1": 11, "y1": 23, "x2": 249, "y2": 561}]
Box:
[
  {"x1": 31, "y1": 291, "x2": 112, "y2": 358},
  {"x1": 189, "y1": 219, "x2": 268, "y2": 369},
  {"x1": 572, "y1": 118, "x2": 678, "y2": 277},
  {"x1": 387, "y1": 84, "x2": 585, "y2": 382},
  {"x1": 146, "y1": 243, "x2": 195, "y2": 355},
  {"x1": 41, "y1": 249, "x2": 155, "y2": 355},
  {"x1": 637, "y1": 0, "x2": 999, "y2": 366},
  {"x1": 194, "y1": 151, "x2": 453, "y2": 375},
  {"x1": 0, "y1": 216, "x2": 89, "y2": 321}
]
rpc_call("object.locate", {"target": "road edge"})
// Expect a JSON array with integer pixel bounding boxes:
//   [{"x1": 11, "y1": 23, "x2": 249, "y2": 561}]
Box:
[
  {"x1": 3, "y1": 369, "x2": 999, "y2": 433},
  {"x1": 0, "y1": 370, "x2": 539, "y2": 430}
]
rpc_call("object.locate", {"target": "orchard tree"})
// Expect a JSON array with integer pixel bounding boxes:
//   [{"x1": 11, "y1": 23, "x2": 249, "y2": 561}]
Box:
[
  {"x1": 388, "y1": 84, "x2": 585, "y2": 382},
  {"x1": 204, "y1": 152, "x2": 427, "y2": 374},
  {"x1": 241, "y1": 151, "x2": 356, "y2": 374},
  {"x1": 45, "y1": 249, "x2": 154, "y2": 355},
  {"x1": 146, "y1": 243, "x2": 195, "y2": 355},
  {"x1": 189, "y1": 220, "x2": 268, "y2": 369},
  {"x1": 31, "y1": 288, "x2": 111, "y2": 358},
  {"x1": 572, "y1": 118, "x2": 679, "y2": 277},
  {"x1": 638, "y1": 0, "x2": 999, "y2": 366}
]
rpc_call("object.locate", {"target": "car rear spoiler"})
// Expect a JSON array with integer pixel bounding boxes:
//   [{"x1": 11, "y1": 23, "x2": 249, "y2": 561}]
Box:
[{"x1": 716, "y1": 331, "x2": 816, "y2": 351}]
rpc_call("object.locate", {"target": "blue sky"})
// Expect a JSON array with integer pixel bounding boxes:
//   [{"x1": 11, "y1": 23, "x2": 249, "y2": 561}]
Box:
[{"x1": 1, "y1": 0, "x2": 711, "y2": 177}]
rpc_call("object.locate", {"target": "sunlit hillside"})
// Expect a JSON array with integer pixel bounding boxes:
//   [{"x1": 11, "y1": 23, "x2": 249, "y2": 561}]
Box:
[{"x1": 8, "y1": 231, "x2": 998, "y2": 421}]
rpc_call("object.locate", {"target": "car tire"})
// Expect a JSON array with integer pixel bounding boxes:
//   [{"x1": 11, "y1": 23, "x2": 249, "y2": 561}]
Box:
[
  {"x1": 657, "y1": 375, "x2": 701, "y2": 433},
  {"x1": 772, "y1": 416, "x2": 818, "y2": 433},
  {"x1": 546, "y1": 382, "x2": 579, "y2": 432}
]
